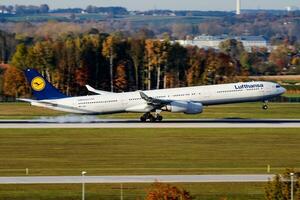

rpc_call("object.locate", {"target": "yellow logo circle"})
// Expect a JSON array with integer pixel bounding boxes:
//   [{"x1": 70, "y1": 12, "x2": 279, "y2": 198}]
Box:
[{"x1": 31, "y1": 77, "x2": 46, "y2": 91}]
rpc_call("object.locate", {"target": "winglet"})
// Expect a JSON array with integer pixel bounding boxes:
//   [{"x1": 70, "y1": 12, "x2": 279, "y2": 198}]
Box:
[
  {"x1": 139, "y1": 91, "x2": 151, "y2": 102},
  {"x1": 85, "y1": 85, "x2": 113, "y2": 95},
  {"x1": 86, "y1": 85, "x2": 97, "y2": 92},
  {"x1": 139, "y1": 91, "x2": 171, "y2": 106}
]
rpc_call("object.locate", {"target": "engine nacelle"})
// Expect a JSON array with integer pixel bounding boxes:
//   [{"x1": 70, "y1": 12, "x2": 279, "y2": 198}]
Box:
[{"x1": 163, "y1": 101, "x2": 203, "y2": 114}]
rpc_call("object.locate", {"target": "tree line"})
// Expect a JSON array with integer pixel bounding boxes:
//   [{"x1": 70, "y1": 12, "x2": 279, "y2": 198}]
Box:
[
  {"x1": 0, "y1": 29, "x2": 300, "y2": 98},
  {"x1": 1, "y1": 31, "x2": 247, "y2": 98},
  {"x1": 0, "y1": 4, "x2": 49, "y2": 15}
]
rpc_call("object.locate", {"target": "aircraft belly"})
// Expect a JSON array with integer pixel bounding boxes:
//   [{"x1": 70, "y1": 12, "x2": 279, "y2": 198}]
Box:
[
  {"x1": 75, "y1": 105, "x2": 119, "y2": 115},
  {"x1": 33, "y1": 102, "x2": 88, "y2": 114},
  {"x1": 202, "y1": 95, "x2": 264, "y2": 105}
]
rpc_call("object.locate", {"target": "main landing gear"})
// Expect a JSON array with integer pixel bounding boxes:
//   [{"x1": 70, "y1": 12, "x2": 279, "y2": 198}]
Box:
[
  {"x1": 140, "y1": 112, "x2": 163, "y2": 122},
  {"x1": 262, "y1": 101, "x2": 268, "y2": 110}
]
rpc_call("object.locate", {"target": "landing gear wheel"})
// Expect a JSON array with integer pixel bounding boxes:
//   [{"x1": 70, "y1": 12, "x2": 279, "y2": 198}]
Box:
[
  {"x1": 157, "y1": 115, "x2": 163, "y2": 122},
  {"x1": 140, "y1": 112, "x2": 164, "y2": 122},
  {"x1": 149, "y1": 115, "x2": 156, "y2": 122},
  {"x1": 262, "y1": 105, "x2": 268, "y2": 110},
  {"x1": 140, "y1": 112, "x2": 149, "y2": 122},
  {"x1": 140, "y1": 116, "x2": 147, "y2": 122}
]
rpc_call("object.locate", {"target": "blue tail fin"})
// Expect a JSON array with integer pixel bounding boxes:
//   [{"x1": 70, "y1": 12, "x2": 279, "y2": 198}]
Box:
[{"x1": 24, "y1": 69, "x2": 67, "y2": 100}]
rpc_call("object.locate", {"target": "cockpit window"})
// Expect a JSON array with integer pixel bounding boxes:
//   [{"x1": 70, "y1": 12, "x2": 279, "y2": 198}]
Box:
[{"x1": 276, "y1": 85, "x2": 281, "y2": 88}]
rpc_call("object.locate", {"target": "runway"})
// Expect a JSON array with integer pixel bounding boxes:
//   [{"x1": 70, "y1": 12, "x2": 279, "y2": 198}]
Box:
[
  {"x1": 0, "y1": 174, "x2": 274, "y2": 184},
  {"x1": 0, "y1": 119, "x2": 300, "y2": 128}
]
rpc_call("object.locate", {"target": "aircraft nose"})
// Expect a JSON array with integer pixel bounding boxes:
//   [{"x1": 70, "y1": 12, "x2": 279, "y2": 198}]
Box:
[{"x1": 281, "y1": 87, "x2": 287, "y2": 94}]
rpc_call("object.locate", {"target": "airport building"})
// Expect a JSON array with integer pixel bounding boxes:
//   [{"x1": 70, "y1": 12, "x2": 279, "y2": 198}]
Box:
[{"x1": 175, "y1": 35, "x2": 270, "y2": 52}]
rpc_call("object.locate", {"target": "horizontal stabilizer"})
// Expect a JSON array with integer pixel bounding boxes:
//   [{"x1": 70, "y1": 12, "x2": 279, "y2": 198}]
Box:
[{"x1": 17, "y1": 98, "x2": 38, "y2": 103}]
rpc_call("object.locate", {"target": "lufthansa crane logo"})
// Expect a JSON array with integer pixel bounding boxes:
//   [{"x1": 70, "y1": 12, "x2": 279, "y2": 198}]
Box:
[{"x1": 31, "y1": 77, "x2": 46, "y2": 91}]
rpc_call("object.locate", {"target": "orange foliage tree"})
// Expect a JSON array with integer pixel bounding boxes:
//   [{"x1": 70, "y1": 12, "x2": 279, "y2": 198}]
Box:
[
  {"x1": 145, "y1": 182, "x2": 193, "y2": 200},
  {"x1": 3, "y1": 66, "x2": 29, "y2": 98},
  {"x1": 114, "y1": 62, "x2": 128, "y2": 92}
]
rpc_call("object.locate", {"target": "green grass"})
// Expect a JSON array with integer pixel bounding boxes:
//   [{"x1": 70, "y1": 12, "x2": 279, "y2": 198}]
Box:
[
  {"x1": 0, "y1": 128, "x2": 298, "y2": 199},
  {"x1": 283, "y1": 94, "x2": 300, "y2": 98},
  {"x1": 0, "y1": 128, "x2": 299, "y2": 176},
  {"x1": 0, "y1": 182, "x2": 266, "y2": 200},
  {"x1": 282, "y1": 85, "x2": 300, "y2": 91},
  {"x1": 101, "y1": 102, "x2": 300, "y2": 119},
  {"x1": 1, "y1": 102, "x2": 300, "y2": 119},
  {"x1": 0, "y1": 102, "x2": 64, "y2": 119}
]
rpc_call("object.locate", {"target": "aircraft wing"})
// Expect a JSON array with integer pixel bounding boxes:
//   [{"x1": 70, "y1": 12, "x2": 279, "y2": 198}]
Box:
[
  {"x1": 86, "y1": 85, "x2": 113, "y2": 95},
  {"x1": 139, "y1": 91, "x2": 171, "y2": 107}
]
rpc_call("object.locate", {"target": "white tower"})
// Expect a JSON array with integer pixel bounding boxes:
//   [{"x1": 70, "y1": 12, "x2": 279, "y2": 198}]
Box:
[{"x1": 236, "y1": 0, "x2": 241, "y2": 15}]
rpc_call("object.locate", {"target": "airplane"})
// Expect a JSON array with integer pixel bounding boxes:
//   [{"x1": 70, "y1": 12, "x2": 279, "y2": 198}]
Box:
[{"x1": 19, "y1": 68, "x2": 286, "y2": 122}]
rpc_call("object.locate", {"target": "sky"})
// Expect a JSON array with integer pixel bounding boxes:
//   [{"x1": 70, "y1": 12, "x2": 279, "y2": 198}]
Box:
[{"x1": 1, "y1": 0, "x2": 300, "y2": 11}]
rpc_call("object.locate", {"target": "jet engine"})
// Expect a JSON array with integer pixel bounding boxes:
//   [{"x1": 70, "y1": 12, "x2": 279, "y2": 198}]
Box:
[{"x1": 163, "y1": 101, "x2": 203, "y2": 114}]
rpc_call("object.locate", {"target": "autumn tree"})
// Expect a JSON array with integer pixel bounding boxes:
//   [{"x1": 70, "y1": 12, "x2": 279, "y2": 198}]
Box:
[
  {"x1": 145, "y1": 39, "x2": 155, "y2": 90},
  {"x1": 26, "y1": 40, "x2": 55, "y2": 81},
  {"x1": 186, "y1": 46, "x2": 240, "y2": 86},
  {"x1": 186, "y1": 47, "x2": 206, "y2": 86},
  {"x1": 0, "y1": 30, "x2": 18, "y2": 63},
  {"x1": 219, "y1": 39, "x2": 245, "y2": 71},
  {"x1": 166, "y1": 42, "x2": 187, "y2": 88},
  {"x1": 114, "y1": 62, "x2": 128, "y2": 92},
  {"x1": 269, "y1": 45, "x2": 293, "y2": 73},
  {"x1": 145, "y1": 182, "x2": 193, "y2": 200},
  {"x1": 145, "y1": 39, "x2": 169, "y2": 89},
  {"x1": 51, "y1": 36, "x2": 80, "y2": 95},
  {"x1": 265, "y1": 169, "x2": 300, "y2": 200},
  {"x1": 64, "y1": 37, "x2": 79, "y2": 95},
  {"x1": 82, "y1": 33, "x2": 109, "y2": 90},
  {"x1": 75, "y1": 34, "x2": 103, "y2": 93},
  {"x1": 291, "y1": 56, "x2": 300, "y2": 74},
  {"x1": 11, "y1": 43, "x2": 28, "y2": 69},
  {"x1": 102, "y1": 35, "x2": 118, "y2": 92},
  {"x1": 156, "y1": 40, "x2": 169, "y2": 89},
  {"x1": 2, "y1": 66, "x2": 28, "y2": 98},
  {"x1": 240, "y1": 48, "x2": 269, "y2": 75},
  {"x1": 203, "y1": 50, "x2": 236, "y2": 84},
  {"x1": 220, "y1": 39, "x2": 245, "y2": 58},
  {"x1": 129, "y1": 38, "x2": 145, "y2": 89}
]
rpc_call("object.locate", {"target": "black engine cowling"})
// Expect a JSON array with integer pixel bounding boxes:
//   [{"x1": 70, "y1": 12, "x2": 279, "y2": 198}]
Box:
[{"x1": 163, "y1": 101, "x2": 203, "y2": 114}]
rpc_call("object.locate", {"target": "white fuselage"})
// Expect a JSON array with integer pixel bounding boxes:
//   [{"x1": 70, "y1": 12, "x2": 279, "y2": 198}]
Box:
[{"x1": 32, "y1": 81, "x2": 286, "y2": 114}]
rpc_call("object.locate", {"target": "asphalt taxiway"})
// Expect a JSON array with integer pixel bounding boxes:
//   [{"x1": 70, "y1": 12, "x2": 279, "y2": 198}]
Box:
[
  {"x1": 0, "y1": 119, "x2": 300, "y2": 128},
  {"x1": 0, "y1": 174, "x2": 274, "y2": 184}
]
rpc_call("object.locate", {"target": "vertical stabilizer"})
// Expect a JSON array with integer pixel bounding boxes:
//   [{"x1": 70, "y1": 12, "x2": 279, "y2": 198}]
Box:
[{"x1": 24, "y1": 69, "x2": 67, "y2": 100}]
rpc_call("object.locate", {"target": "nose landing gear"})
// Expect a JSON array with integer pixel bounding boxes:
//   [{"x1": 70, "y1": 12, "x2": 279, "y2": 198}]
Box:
[
  {"x1": 262, "y1": 104, "x2": 268, "y2": 110},
  {"x1": 262, "y1": 101, "x2": 268, "y2": 110}
]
